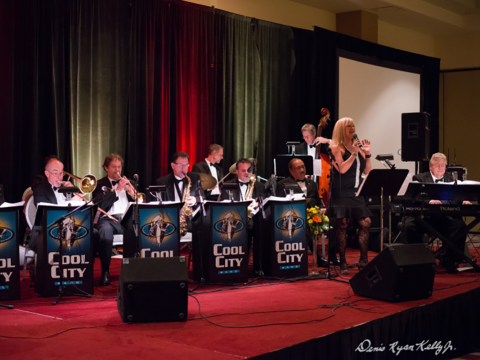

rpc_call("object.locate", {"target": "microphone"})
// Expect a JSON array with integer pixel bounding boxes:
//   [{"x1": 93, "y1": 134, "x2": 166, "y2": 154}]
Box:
[
  {"x1": 352, "y1": 133, "x2": 364, "y2": 150},
  {"x1": 197, "y1": 179, "x2": 206, "y2": 217}
]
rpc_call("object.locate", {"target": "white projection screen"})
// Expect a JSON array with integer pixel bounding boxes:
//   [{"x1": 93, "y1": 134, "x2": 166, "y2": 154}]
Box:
[{"x1": 338, "y1": 56, "x2": 421, "y2": 174}]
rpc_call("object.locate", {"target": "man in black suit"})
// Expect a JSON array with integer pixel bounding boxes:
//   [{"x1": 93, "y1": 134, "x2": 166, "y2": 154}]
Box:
[
  {"x1": 402, "y1": 152, "x2": 469, "y2": 273},
  {"x1": 30, "y1": 156, "x2": 82, "y2": 252},
  {"x1": 92, "y1": 153, "x2": 133, "y2": 286},
  {"x1": 295, "y1": 123, "x2": 331, "y2": 157},
  {"x1": 276, "y1": 158, "x2": 324, "y2": 208},
  {"x1": 219, "y1": 158, "x2": 264, "y2": 203},
  {"x1": 192, "y1": 144, "x2": 224, "y2": 200},
  {"x1": 156, "y1": 152, "x2": 204, "y2": 204}
]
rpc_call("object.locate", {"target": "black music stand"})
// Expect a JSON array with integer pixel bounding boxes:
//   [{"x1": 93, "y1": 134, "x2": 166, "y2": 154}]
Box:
[
  {"x1": 402, "y1": 182, "x2": 480, "y2": 271},
  {"x1": 274, "y1": 155, "x2": 314, "y2": 178},
  {"x1": 357, "y1": 169, "x2": 409, "y2": 250}
]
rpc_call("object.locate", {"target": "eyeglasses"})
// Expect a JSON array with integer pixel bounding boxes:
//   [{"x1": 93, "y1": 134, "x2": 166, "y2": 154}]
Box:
[
  {"x1": 174, "y1": 163, "x2": 190, "y2": 167},
  {"x1": 46, "y1": 170, "x2": 63, "y2": 176}
]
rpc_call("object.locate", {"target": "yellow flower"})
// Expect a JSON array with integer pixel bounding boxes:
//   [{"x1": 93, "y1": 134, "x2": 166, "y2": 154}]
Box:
[
  {"x1": 308, "y1": 219, "x2": 313, "y2": 224},
  {"x1": 314, "y1": 230, "x2": 319, "y2": 235}
]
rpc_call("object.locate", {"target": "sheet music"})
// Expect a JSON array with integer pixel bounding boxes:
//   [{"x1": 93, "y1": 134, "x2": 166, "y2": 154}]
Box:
[
  {"x1": 37, "y1": 201, "x2": 86, "y2": 207},
  {"x1": 0, "y1": 201, "x2": 25, "y2": 208}
]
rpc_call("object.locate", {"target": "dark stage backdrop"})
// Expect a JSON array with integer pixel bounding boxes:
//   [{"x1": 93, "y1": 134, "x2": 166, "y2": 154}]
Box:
[{"x1": 0, "y1": 0, "x2": 439, "y2": 202}]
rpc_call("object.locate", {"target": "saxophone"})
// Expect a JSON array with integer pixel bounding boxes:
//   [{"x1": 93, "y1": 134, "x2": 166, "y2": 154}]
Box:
[
  {"x1": 179, "y1": 174, "x2": 193, "y2": 237},
  {"x1": 245, "y1": 175, "x2": 257, "y2": 219}
]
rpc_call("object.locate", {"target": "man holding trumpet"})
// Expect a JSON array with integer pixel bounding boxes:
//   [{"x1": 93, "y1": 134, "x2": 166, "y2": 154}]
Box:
[{"x1": 93, "y1": 153, "x2": 136, "y2": 286}]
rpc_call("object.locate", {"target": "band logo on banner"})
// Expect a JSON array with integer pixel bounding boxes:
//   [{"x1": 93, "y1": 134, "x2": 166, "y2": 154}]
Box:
[
  {"x1": 274, "y1": 204, "x2": 307, "y2": 270},
  {"x1": 46, "y1": 210, "x2": 92, "y2": 287},
  {"x1": 139, "y1": 208, "x2": 179, "y2": 258},
  {"x1": 212, "y1": 207, "x2": 247, "y2": 274},
  {"x1": 0, "y1": 212, "x2": 18, "y2": 298}
]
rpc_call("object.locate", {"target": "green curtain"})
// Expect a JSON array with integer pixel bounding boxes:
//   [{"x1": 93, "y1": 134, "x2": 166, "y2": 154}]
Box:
[
  {"x1": 216, "y1": 12, "x2": 294, "y2": 176},
  {"x1": 70, "y1": 0, "x2": 130, "y2": 181}
]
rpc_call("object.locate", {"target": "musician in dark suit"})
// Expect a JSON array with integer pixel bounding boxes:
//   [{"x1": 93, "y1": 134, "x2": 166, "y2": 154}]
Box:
[
  {"x1": 92, "y1": 153, "x2": 133, "y2": 286},
  {"x1": 402, "y1": 152, "x2": 469, "y2": 273},
  {"x1": 156, "y1": 152, "x2": 204, "y2": 204},
  {"x1": 30, "y1": 156, "x2": 82, "y2": 252},
  {"x1": 276, "y1": 158, "x2": 324, "y2": 208},
  {"x1": 219, "y1": 158, "x2": 264, "y2": 202},
  {"x1": 295, "y1": 123, "x2": 331, "y2": 157},
  {"x1": 192, "y1": 144, "x2": 224, "y2": 200}
]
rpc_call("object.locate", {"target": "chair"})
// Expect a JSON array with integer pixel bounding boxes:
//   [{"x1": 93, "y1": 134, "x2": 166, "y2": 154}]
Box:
[{"x1": 21, "y1": 188, "x2": 37, "y2": 280}]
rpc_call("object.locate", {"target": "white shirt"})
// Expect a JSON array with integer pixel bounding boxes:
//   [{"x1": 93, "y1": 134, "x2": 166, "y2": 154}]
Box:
[
  {"x1": 206, "y1": 159, "x2": 220, "y2": 195},
  {"x1": 108, "y1": 178, "x2": 129, "y2": 216}
]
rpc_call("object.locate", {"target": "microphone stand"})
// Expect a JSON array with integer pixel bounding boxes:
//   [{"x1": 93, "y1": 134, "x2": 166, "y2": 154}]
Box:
[
  {"x1": 47, "y1": 194, "x2": 99, "y2": 305},
  {"x1": 132, "y1": 175, "x2": 140, "y2": 258},
  {"x1": 197, "y1": 180, "x2": 206, "y2": 217}
]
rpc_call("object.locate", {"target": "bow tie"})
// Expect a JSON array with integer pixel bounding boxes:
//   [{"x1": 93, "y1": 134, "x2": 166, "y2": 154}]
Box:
[
  {"x1": 435, "y1": 178, "x2": 444, "y2": 183},
  {"x1": 174, "y1": 177, "x2": 186, "y2": 185},
  {"x1": 239, "y1": 182, "x2": 249, "y2": 187},
  {"x1": 111, "y1": 180, "x2": 120, "y2": 186},
  {"x1": 309, "y1": 144, "x2": 316, "y2": 148},
  {"x1": 295, "y1": 179, "x2": 305, "y2": 182},
  {"x1": 209, "y1": 163, "x2": 215, "y2": 167},
  {"x1": 52, "y1": 186, "x2": 58, "y2": 191}
]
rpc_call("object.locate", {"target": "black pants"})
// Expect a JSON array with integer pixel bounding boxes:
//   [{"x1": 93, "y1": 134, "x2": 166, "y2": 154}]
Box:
[{"x1": 94, "y1": 216, "x2": 123, "y2": 273}]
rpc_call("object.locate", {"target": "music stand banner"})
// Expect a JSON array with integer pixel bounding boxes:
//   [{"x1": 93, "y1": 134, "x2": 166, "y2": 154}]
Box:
[
  {"x1": 272, "y1": 201, "x2": 308, "y2": 277},
  {"x1": 35, "y1": 206, "x2": 94, "y2": 297},
  {"x1": 138, "y1": 205, "x2": 181, "y2": 258},
  {"x1": 0, "y1": 207, "x2": 21, "y2": 301}
]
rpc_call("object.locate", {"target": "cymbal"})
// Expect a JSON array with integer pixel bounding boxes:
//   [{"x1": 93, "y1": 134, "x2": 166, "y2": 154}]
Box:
[{"x1": 198, "y1": 173, "x2": 217, "y2": 190}]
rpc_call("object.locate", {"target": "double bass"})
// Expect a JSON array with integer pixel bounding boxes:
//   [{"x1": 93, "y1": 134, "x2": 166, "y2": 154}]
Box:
[{"x1": 316, "y1": 107, "x2": 331, "y2": 206}]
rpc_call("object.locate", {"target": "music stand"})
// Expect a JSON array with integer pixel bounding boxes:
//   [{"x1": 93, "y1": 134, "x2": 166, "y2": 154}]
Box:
[
  {"x1": 146, "y1": 185, "x2": 167, "y2": 203},
  {"x1": 274, "y1": 155, "x2": 314, "y2": 178},
  {"x1": 357, "y1": 169, "x2": 409, "y2": 250}
]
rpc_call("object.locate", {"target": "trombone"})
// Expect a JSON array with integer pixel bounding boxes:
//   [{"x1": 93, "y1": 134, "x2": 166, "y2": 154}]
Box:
[
  {"x1": 63, "y1": 171, "x2": 97, "y2": 194},
  {"x1": 63, "y1": 171, "x2": 119, "y2": 223}
]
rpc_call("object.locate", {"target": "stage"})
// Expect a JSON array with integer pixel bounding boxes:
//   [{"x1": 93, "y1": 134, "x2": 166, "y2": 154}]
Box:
[{"x1": 1, "y1": 249, "x2": 480, "y2": 360}]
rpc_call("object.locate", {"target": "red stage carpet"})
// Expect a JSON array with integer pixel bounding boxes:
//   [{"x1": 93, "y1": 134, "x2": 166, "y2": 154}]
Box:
[{"x1": 1, "y1": 249, "x2": 480, "y2": 359}]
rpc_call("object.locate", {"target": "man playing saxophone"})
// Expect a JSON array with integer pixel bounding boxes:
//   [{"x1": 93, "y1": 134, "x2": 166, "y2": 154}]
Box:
[{"x1": 219, "y1": 158, "x2": 265, "y2": 204}]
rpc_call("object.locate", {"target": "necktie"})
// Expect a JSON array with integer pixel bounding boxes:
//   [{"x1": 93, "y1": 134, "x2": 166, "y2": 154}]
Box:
[
  {"x1": 435, "y1": 178, "x2": 444, "y2": 183},
  {"x1": 309, "y1": 144, "x2": 316, "y2": 148}
]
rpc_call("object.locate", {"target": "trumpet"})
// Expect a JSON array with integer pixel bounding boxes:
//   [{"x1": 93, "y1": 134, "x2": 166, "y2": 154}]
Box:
[
  {"x1": 63, "y1": 171, "x2": 97, "y2": 194},
  {"x1": 116, "y1": 172, "x2": 145, "y2": 203}
]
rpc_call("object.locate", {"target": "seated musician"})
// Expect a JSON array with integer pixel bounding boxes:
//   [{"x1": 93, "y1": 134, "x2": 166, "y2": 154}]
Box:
[
  {"x1": 30, "y1": 156, "x2": 82, "y2": 253},
  {"x1": 93, "y1": 153, "x2": 134, "y2": 286},
  {"x1": 219, "y1": 158, "x2": 264, "y2": 204},
  {"x1": 156, "y1": 152, "x2": 204, "y2": 205},
  {"x1": 275, "y1": 158, "x2": 324, "y2": 208},
  {"x1": 192, "y1": 144, "x2": 224, "y2": 201},
  {"x1": 402, "y1": 152, "x2": 469, "y2": 273},
  {"x1": 276, "y1": 158, "x2": 325, "y2": 259},
  {"x1": 296, "y1": 123, "x2": 331, "y2": 157}
]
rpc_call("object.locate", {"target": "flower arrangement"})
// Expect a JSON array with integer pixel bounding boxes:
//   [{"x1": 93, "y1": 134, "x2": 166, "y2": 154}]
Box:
[{"x1": 306, "y1": 206, "x2": 329, "y2": 236}]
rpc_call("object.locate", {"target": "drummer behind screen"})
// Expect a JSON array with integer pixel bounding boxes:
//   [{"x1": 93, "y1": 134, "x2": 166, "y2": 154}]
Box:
[{"x1": 192, "y1": 144, "x2": 224, "y2": 201}]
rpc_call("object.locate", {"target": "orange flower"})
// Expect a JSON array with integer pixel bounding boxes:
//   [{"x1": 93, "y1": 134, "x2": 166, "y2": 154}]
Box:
[{"x1": 312, "y1": 216, "x2": 322, "y2": 223}]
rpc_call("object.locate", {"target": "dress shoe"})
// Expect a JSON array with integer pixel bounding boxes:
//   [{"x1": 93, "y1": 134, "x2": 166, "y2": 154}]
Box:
[
  {"x1": 340, "y1": 263, "x2": 349, "y2": 275},
  {"x1": 357, "y1": 259, "x2": 369, "y2": 269},
  {"x1": 329, "y1": 257, "x2": 340, "y2": 266},
  {"x1": 317, "y1": 256, "x2": 329, "y2": 267},
  {"x1": 100, "y1": 271, "x2": 111, "y2": 286}
]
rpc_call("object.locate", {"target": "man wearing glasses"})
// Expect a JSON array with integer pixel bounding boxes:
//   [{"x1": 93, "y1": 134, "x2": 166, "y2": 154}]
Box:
[
  {"x1": 402, "y1": 152, "x2": 469, "y2": 273},
  {"x1": 33, "y1": 155, "x2": 82, "y2": 206},
  {"x1": 156, "y1": 152, "x2": 203, "y2": 205}
]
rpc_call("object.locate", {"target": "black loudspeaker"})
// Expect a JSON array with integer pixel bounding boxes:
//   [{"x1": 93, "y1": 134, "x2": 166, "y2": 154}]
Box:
[
  {"x1": 117, "y1": 257, "x2": 188, "y2": 323},
  {"x1": 350, "y1": 244, "x2": 435, "y2": 302},
  {"x1": 401, "y1": 112, "x2": 430, "y2": 161}
]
